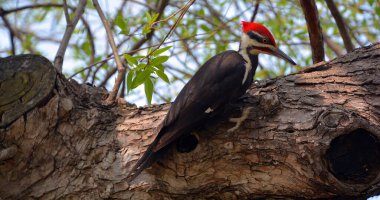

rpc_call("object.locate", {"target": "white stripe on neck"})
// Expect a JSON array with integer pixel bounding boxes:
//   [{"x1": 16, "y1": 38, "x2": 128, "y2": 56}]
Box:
[{"x1": 239, "y1": 48, "x2": 251, "y2": 85}]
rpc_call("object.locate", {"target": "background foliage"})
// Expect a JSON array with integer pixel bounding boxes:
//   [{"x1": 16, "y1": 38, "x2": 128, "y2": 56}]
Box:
[{"x1": 0, "y1": 0, "x2": 379, "y2": 105}]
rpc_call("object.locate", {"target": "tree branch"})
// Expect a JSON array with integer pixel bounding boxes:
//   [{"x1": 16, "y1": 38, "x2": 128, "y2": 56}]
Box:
[
  {"x1": 299, "y1": 0, "x2": 325, "y2": 63},
  {"x1": 53, "y1": 0, "x2": 87, "y2": 73},
  {"x1": 62, "y1": 0, "x2": 71, "y2": 24},
  {"x1": 92, "y1": 0, "x2": 126, "y2": 104},
  {"x1": 325, "y1": 0, "x2": 354, "y2": 52},
  {"x1": 323, "y1": 32, "x2": 343, "y2": 56},
  {"x1": 0, "y1": 13, "x2": 16, "y2": 55},
  {"x1": 250, "y1": 0, "x2": 261, "y2": 22}
]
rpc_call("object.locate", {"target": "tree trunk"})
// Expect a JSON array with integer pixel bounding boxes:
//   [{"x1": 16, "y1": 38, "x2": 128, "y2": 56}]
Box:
[{"x1": 1, "y1": 43, "x2": 380, "y2": 199}]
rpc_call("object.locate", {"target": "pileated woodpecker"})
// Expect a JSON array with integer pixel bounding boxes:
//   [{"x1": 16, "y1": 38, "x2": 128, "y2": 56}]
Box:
[{"x1": 127, "y1": 21, "x2": 296, "y2": 181}]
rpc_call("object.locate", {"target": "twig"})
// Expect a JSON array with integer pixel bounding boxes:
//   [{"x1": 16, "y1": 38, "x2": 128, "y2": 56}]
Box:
[
  {"x1": 346, "y1": 25, "x2": 364, "y2": 47},
  {"x1": 0, "y1": 10, "x2": 37, "y2": 54},
  {"x1": 54, "y1": 0, "x2": 86, "y2": 73},
  {"x1": 68, "y1": 33, "x2": 209, "y2": 80},
  {"x1": 325, "y1": 0, "x2": 354, "y2": 52},
  {"x1": 299, "y1": 0, "x2": 325, "y2": 63},
  {"x1": 147, "y1": 0, "x2": 195, "y2": 58},
  {"x1": 203, "y1": 0, "x2": 239, "y2": 38},
  {"x1": 62, "y1": 0, "x2": 71, "y2": 23},
  {"x1": 173, "y1": 29, "x2": 201, "y2": 66},
  {"x1": 250, "y1": 0, "x2": 261, "y2": 22},
  {"x1": 323, "y1": 32, "x2": 343, "y2": 56},
  {"x1": 150, "y1": 0, "x2": 192, "y2": 28},
  {"x1": 81, "y1": 16, "x2": 96, "y2": 82},
  {"x1": 92, "y1": 0, "x2": 125, "y2": 104},
  {"x1": 0, "y1": 3, "x2": 68, "y2": 16},
  {"x1": 0, "y1": 13, "x2": 16, "y2": 55}
]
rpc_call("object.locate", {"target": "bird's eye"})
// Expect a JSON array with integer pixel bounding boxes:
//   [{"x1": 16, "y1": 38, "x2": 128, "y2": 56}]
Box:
[{"x1": 262, "y1": 38, "x2": 268, "y2": 43}]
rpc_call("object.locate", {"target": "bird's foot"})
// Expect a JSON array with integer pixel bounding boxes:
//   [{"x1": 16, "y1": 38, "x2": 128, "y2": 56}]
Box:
[{"x1": 227, "y1": 107, "x2": 252, "y2": 132}]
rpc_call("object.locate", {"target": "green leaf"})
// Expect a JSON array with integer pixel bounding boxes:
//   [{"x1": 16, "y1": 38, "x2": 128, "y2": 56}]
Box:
[
  {"x1": 126, "y1": 70, "x2": 134, "y2": 93},
  {"x1": 155, "y1": 70, "x2": 170, "y2": 83},
  {"x1": 145, "y1": 12, "x2": 152, "y2": 22},
  {"x1": 36, "y1": 10, "x2": 49, "y2": 22},
  {"x1": 199, "y1": 9, "x2": 205, "y2": 17},
  {"x1": 81, "y1": 41, "x2": 91, "y2": 55},
  {"x1": 151, "y1": 13, "x2": 159, "y2": 22},
  {"x1": 115, "y1": 14, "x2": 126, "y2": 31},
  {"x1": 131, "y1": 69, "x2": 151, "y2": 89},
  {"x1": 142, "y1": 24, "x2": 151, "y2": 35},
  {"x1": 155, "y1": 64, "x2": 164, "y2": 71},
  {"x1": 124, "y1": 54, "x2": 138, "y2": 66},
  {"x1": 150, "y1": 56, "x2": 169, "y2": 66},
  {"x1": 151, "y1": 46, "x2": 172, "y2": 56},
  {"x1": 134, "y1": 55, "x2": 145, "y2": 59},
  {"x1": 200, "y1": 24, "x2": 210, "y2": 32},
  {"x1": 144, "y1": 78, "x2": 154, "y2": 105},
  {"x1": 137, "y1": 63, "x2": 147, "y2": 70},
  {"x1": 376, "y1": 7, "x2": 380, "y2": 16}
]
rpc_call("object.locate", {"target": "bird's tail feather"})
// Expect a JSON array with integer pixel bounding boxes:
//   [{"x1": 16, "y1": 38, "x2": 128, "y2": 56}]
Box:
[{"x1": 126, "y1": 137, "x2": 160, "y2": 182}]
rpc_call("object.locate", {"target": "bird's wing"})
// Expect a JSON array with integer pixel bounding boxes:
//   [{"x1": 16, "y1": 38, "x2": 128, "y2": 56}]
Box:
[
  {"x1": 154, "y1": 50, "x2": 248, "y2": 151},
  {"x1": 127, "y1": 51, "x2": 250, "y2": 181}
]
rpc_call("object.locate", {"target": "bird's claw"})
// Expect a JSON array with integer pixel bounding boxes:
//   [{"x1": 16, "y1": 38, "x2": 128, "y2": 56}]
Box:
[{"x1": 227, "y1": 107, "x2": 252, "y2": 132}]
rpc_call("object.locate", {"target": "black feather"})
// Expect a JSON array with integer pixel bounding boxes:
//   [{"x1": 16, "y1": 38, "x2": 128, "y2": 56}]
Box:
[{"x1": 126, "y1": 134, "x2": 162, "y2": 182}]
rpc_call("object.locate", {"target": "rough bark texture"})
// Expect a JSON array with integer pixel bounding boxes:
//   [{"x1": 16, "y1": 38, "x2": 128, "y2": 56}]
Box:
[{"x1": 1, "y1": 43, "x2": 380, "y2": 199}]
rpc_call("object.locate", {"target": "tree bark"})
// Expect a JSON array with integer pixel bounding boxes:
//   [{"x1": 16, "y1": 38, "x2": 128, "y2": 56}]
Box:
[{"x1": 1, "y1": 43, "x2": 380, "y2": 199}]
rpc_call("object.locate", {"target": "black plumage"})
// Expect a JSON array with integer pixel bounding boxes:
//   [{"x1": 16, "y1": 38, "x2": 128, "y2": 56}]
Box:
[{"x1": 127, "y1": 50, "x2": 258, "y2": 181}]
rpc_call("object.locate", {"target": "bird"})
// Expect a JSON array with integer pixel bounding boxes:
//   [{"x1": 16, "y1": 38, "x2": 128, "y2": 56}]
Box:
[{"x1": 127, "y1": 21, "x2": 297, "y2": 181}]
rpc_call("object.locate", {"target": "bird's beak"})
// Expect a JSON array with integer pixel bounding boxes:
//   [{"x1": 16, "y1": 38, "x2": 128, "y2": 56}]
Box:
[{"x1": 268, "y1": 47, "x2": 297, "y2": 65}]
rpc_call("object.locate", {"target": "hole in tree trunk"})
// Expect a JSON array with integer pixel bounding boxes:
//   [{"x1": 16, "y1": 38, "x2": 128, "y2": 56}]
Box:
[
  {"x1": 176, "y1": 134, "x2": 198, "y2": 153},
  {"x1": 325, "y1": 128, "x2": 380, "y2": 184}
]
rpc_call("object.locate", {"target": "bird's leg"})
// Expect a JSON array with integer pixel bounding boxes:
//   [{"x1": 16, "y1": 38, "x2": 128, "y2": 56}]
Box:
[{"x1": 227, "y1": 107, "x2": 252, "y2": 132}]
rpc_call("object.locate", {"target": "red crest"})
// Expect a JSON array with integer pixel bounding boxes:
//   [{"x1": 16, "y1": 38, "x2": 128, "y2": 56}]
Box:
[{"x1": 241, "y1": 21, "x2": 276, "y2": 46}]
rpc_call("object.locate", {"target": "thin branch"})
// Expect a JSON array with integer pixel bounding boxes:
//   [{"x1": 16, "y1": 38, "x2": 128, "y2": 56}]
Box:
[
  {"x1": 81, "y1": 16, "x2": 96, "y2": 82},
  {"x1": 203, "y1": 0, "x2": 239, "y2": 38},
  {"x1": 346, "y1": 25, "x2": 364, "y2": 47},
  {"x1": 54, "y1": 0, "x2": 86, "y2": 73},
  {"x1": 62, "y1": 0, "x2": 71, "y2": 24},
  {"x1": 299, "y1": 0, "x2": 325, "y2": 63},
  {"x1": 0, "y1": 13, "x2": 16, "y2": 55},
  {"x1": 325, "y1": 0, "x2": 354, "y2": 52},
  {"x1": 150, "y1": 0, "x2": 192, "y2": 27},
  {"x1": 0, "y1": 3, "x2": 67, "y2": 16},
  {"x1": 173, "y1": 29, "x2": 201, "y2": 67},
  {"x1": 129, "y1": 0, "x2": 171, "y2": 57},
  {"x1": 250, "y1": 0, "x2": 261, "y2": 22},
  {"x1": 69, "y1": 33, "x2": 208, "y2": 80},
  {"x1": 0, "y1": 10, "x2": 36, "y2": 54},
  {"x1": 92, "y1": 0, "x2": 126, "y2": 104},
  {"x1": 147, "y1": 0, "x2": 195, "y2": 58},
  {"x1": 323, "y1": 32, "x2": 343, "y2": 56}
]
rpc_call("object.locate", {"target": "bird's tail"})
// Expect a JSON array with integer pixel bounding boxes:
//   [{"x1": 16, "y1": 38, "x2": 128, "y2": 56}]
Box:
[{"x1": 126, "y1": 136, "x2": 161, "y2": 182}]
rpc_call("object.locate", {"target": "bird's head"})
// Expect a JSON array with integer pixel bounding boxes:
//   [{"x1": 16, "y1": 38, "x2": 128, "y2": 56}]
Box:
[{"x1": 241, "y1": 21, "x2": 296, "y2": 65}]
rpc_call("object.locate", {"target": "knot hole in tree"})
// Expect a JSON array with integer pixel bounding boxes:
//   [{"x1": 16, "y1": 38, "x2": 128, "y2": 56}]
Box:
[
  {"x1": 176, "y1": 134, "x2": 198, "y2": 153},
  {"x1": 325, "y1": 128, "x2": 380, "y2": 184}
]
